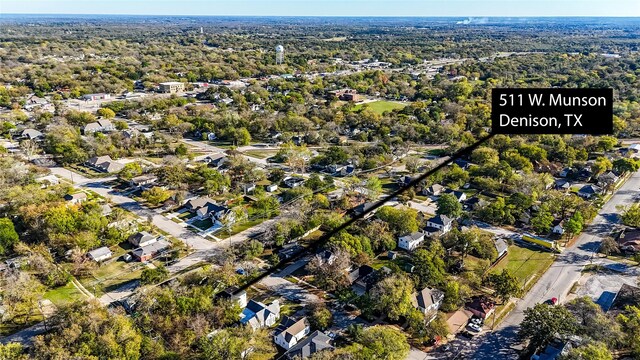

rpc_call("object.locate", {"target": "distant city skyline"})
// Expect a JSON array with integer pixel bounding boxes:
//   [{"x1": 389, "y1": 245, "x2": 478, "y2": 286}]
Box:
[{"x1": 2, "y1": 0, "x2": 640, "y2": 17}]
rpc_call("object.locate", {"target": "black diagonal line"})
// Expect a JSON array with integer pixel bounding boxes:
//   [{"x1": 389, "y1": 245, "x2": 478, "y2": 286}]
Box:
[{"x1": 231, "y1": 133, "x2": 495, "y2": 295}]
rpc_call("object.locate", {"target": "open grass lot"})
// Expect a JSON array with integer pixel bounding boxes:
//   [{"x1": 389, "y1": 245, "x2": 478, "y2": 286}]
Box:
[
  {"x1": 44, "y1": 282, "x2": 87, "y2": 307},
  {"x1": 354, "y1": 100, "x2": 407, "y2": 114},
  {"x1": 216, "y1": 217, "x2": 266, "y2": 239},
  {"x1": 78, "y1": 260, "x2": 145, "y2": 297},
  {"x1": 490, "y1": 244, "x2": 556, "y2": 290},
  {"x1": 244, "y1": 150, "x2": 278, "y2": 159}
]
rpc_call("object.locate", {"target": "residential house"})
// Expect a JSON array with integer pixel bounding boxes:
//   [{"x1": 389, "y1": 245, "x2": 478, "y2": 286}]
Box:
[
  {"x1": 278, "y1": 242, "x2": 303, "y2": 261},
  {"x1": 494, "y1": 238, "x2": 509, "y2": 259},
  {"x1": 352, "y1": 202, "x2": 378, "y2": 219},
  {"x1": 349, "y1": 265, "x2": 390, "y2": 296},
  {"x1": 240, "y1": 299, "x2": 281, "y2": 330},
  {"x1": 101, "y1": 204, "x2": 112, "y2": 216},
  {"x1": 128, "y1": 231, "x2": 157, "y2": 248},
  {"x1": 274, "y1": 317, "x2": 311, "y2": 350},
  {"x1": 426, "y1": 214, "x2": 453, "y2": 235},
  {"x1": 23, "y1": 95, "x2": 51, "y2": 111},
  {"x1": 64, "y1": 192, "x2": 87, "y2": 205},
  {"x1": 444, "y1": 189, "x2": 467, "y2": 203},
  {"x1": 531, "y1": 336, "x2": 583, "y2": 360},
  {"x1": 159, "y1": 82, "x2": 185, "y2": 94},
  {"x1": 552, "y1": 219, "x2": 565, "y2": 235},
  {"x1": 464, "y1": 197, "x2": 488, "y2": 211},
  {"x1": 576, "y1": 168, "x2": 593, "y2": 182},
  {"x1": 318, "y1": 250, "x2": 336, "y2": 265},
  {"x1": 205, "y1": 154, "x2": 227, "y2": 168},
  {"x1": 87, "y1": 246, "x2": 112, "y2": 262},
  {"x1": 184, "y1": 197, "x2": 235, "y2": 225},
  {"x1": 284, "y1": 330, "x2": 334, "y2": 359},
  {"x1": 608, "y1": 283, "x2": 640, "y2": 315},
  {"x1": 558, "y1": 167, "x2": 573, "y2": 178},
  {"x1": 130, "y1": 174, "x2": 158, "y2": 189},
  {"x1": 413, "y1": 287, "x2": 445, "y2": 321},
  {"x1": 554, "y1": 179, "x2": 571, "y2": 191},
  {"x1": 466, "y1": 296, "x2": 496, "y2": 320},
  {"x1": 243, "y1": 183, "x2": 256, "y2": 194},
  {"x1": 85, "y1": 155, "x2": 124, "y2": 173},
  {"x1": 284, "y1": 177, "x2": 305, "y2": 188},
  {"x1": 81, "y1": 93, "x2": 111, "y2": 101},
  {"x1": 217, "y1": 286, "x2": 248, "y2": 308},
  {"x1": 132, "y1": 239, "x2": 170, "y2": 262},
  {"x1": 617, "y1": 228, "x2": 640, "y2": 253},
  {"x1": 598, "y1": 171, "x2": 619, "y2": 188},
  {"x1": 329, "y1": 88, "x2": 360, "y2": 102},
  {"x1": 398, "y1": 231, "x2": 426, "y2": 251},
  {"x1": 21, "y1": 129, "x2": 44, "y2": 141},
  {"x1": 266, "y1": 184, "x2": 278, "y2": 192},
  {"x1": 423, "y1": 184, "x2": 444, "y2": 196},
  {"x1": 453, "y1": 159, "x2": 471, "y2": 170},
  {"x1": 577, "y1": 184, "x2": 601, "y2": 199},
  {"x1": 83, "y1": 119, "x2": 115, "y2": 134}
]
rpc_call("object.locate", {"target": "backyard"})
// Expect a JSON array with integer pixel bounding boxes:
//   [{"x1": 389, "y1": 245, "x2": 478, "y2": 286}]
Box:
[
  {"x1": 490, "y1": 244, "x2": 556, "y2": 291},
  {"x1": 354, "y1": 100, "x2": 407, "y2": 114}
]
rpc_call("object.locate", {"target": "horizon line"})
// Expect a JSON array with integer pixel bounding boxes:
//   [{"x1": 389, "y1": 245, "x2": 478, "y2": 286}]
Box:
[{"x1": 3, "y1": 13, "x2": 640, "y2": 18}]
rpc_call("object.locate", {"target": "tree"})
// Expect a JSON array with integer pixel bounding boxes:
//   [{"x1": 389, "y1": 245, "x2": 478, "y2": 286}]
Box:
[
  {"x1": 2, "y1": 272, "x2": 46, "y2": 324},
  {"x1": 230, "y1": 127, "x2": 251, "y2": 146},
  {"x1": 471, "y1": 147, "x2": 499, "y2": 165},
  {"x1": 141, "y1": 186, "x2": 172, "y2": 206},
  {"x1": 118, "y1": 162, "x2": 143, "y2": 180},
  {"x1": 621, "y1": 204, "x2": 640, "y2": 227},
  {"x1": 441, "y1": 279, "x2": 468, "y2": 312},
  {"x1": 0, "y1": 343, "x2": 28, "y2": 360},
  {"x1": 174, "y1": 143, "x2": 189, "y2": 156},
  {"x1": 436, "y1": 193, "x2": 462, "y2": 218},
  {"x1": 371, "y1": 274, "x2": 414, "y2": 321},
  {"x1": 96, "y1": 108, "x2": 115, "y2": 118},
  {"x1": 140, "y1": 265, "x2": 169, "y2": 285},
  {"x1": 413, "y1": 244, "x2": 447, "y2": 288},
  {"x1": 0, "y1": 218, "x2": 19, "y2": 255},
  {"x1": 405, "y1": 156, "x2": 421, "y2": 173},
  {"x1": 563, "y1": 212, "x2": 584, "y2": 239},
  {"x1": 347, "y1": 325, "x2": 410, "y2": 360},
  {"x1": 561, "y1": 342, "x2": 612, "y2": 360},
  {"x1": 599, "y1": 237, "x2": 619, "y2": 256},
  {"x1": 309, "y1": 303, "x2": 333, "y2": 330},
  {"x1": 487, "y1": 269, "x2": 521, "y2": 303},
  {"x1": 306, "y1": 249, "x2": 351, "y2": 291},
  {"x1": 531, "y1": 208, "x2": 554, "y2": 235},
  {"x1": 254, "y1": 195, "x2": 280, "y2": 219},
  {"x1": 591, "y1": 157, "x2": 612, "y2": 177},
  {"x1": 616, "y1": 305, "x2": 640, "y2": 356},
  {"x1": 375, "y1": 206, "x2": 419, "y2": 235},
  {"x1": 613, "y1": 158, "x2": 640, "y2": 173},
  {"x1": 565, "y1": 296, "x2": 622, "y2": 348},
  {"x1": 365, "y1": 177, "x2": 382, "y2": 201},
  {"x1": 330, "y1": 231, "x2": 373, "y2": 258},
  {"x1": 519, "y1": 303, "x2": 577, "y2": 350}
]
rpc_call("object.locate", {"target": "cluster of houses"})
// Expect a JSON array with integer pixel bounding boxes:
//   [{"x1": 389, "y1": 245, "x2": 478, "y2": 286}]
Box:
[
  {"x1": 85, "y1": 231, "x2": 171, "y2": 264},
  {"x1": 218, "y1": 287, "x2": 334, "y2": 359}
]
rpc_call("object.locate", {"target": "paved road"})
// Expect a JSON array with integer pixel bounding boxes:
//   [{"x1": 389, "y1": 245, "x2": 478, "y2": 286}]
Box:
[{"x1": 461, "y1": 170, "x2": 640, "y2": 359}]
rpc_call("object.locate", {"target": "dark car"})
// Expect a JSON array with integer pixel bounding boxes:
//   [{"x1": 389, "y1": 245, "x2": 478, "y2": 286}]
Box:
[{"x1": 544, "y1": 297, "x2": 558, "y2": 305}]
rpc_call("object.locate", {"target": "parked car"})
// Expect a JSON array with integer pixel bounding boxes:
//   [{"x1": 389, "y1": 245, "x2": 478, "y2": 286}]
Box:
[
  {"x1": 544, "y1": 297, "x2": 558, "y2": 305},
  {"x1": 121, "y1": 253, "x2": 133, "y2": 262},
  {"x1": 467, "y1": 322, "x2": 482, "y2": 333},
  {"x1": 470, "y1": 317, "x2": 483, "y2": 326}
]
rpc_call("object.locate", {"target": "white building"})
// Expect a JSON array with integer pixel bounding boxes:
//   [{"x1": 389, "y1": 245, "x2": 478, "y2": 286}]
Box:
[
  {"x1": 87, "y1": 246, "x2": 112, "y2": 262},
  {"x1": 274, "y1": 317, "x2": 311, "y2": 350},
  {"x1": 398, "y1": 231, "x2": 426, "y2": 251}
]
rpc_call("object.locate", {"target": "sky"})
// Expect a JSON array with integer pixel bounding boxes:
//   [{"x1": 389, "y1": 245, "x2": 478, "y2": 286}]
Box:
[{"x1": 1, "y1": 0, "x2": 640, "y2": 17}]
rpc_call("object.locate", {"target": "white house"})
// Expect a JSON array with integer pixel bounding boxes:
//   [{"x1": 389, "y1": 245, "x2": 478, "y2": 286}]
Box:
[
  {"x1": 128, "y1": 231, "x2": 157, "y2": 248},
  {"x1": 426, "y1": 214, "x2": 453, "y2": 235},
  {"x1": 87, "y1": 246, "x2": 112, "y2": 262},
  {"x1": 552, "y1": 219, "x2": 565, "y2": 235},
  {"x1": 64, "y1": 192, "x2": 87, "y2": 205},
  {"x1": 444, "y1": 189, "x2": 467, "y2": 203},
  {"x1": 266, "y1": 184, "x2": 278, "y2": 192},
  {"x1": 240, "y1": 299, "x2": 280, "y2": 330},
  {"x1": 83, "y1": 119, "x2": 115, "y2": 134},
  {"x1": 274, "y1": 317, "x2": 311, "y2": 350},
  {"x1": 413, "y1": 287, "x2": 444, "y2": 322},
  {"x1": 398, "y1": 231, "x2": 426, "y2": 251}
]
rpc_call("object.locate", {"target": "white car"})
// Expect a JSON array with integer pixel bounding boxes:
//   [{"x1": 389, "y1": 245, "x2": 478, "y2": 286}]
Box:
[{"x1": 467, "y1": 323, "x2": 482, "y2": 333}]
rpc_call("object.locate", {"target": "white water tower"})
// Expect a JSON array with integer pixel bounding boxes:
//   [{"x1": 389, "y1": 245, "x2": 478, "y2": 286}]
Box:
[{"x1": 275, "y1": 45, "x2": 284, "y2": 65}]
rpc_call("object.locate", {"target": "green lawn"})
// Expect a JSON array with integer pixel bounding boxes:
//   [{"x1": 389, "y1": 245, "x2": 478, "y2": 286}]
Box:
[
  {"x1": 354, "y1": 100, "x2": 407, "y2": 114},
  {"x1": 79, "y1": 260, "x2": 145, "y2": 297},
  {"x1": 44, "y1": 282, "x2": 87, "y2": 307},
  {"x1": 244, "y1": 150, "x2": 278, "y2": 159},
  {"x1": 490, "y1": 245, "x2": 555, "y2": 291}
]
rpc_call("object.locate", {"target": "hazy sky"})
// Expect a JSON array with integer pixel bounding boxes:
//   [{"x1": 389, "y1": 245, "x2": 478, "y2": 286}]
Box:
[{"x1": 2, "y1": 0, "x2": 640, "y2": 17}]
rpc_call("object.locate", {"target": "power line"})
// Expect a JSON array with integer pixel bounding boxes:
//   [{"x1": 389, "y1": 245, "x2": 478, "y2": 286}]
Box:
[{"x1": 232, "y1": 133, "x2": 495, "y2": 295}]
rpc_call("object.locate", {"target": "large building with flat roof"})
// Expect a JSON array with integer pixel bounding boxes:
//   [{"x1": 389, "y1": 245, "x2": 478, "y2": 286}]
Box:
[{"x1": 159, "y1": 81, "x2": 185, "y2": 93}]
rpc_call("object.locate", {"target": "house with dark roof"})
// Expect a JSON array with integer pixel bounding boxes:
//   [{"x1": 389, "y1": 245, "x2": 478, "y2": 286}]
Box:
[
  {"x1": 284, "y1": 330, "x2": 334, "y2": 359},
  {"x1": 413, "y1": 287, "x2": 444, "y2": 321},
  {"x1": 274, "y1": 317, "x2": 311, "y2": 350},
  {"x1": 423, "y1": 184, "x2": 444, "y2": 196},
  {"x1": 608, "y1": 284, "x2": 640, "y2": 315},
  {"x1": 240, "y1": 299, "x2": 280, "y2": 330},
  {"x1": 554, "y1": 179, "x2": 571, "y2": 191},
  {"x1": 184, "y1": 197, "x2": 234, "y2": 224},
  {"x1": 598, "y1": 171, "x2": 619, "y2": 187},
  {"x1": 577, "y1": 184, "x2": 601, "y2": 199},
  {"x1": 204, "y1": 153, "x2": 227, "y2": 168},
  {"x1": 617, "y1": 228, "x2": 640, "y2": 253},
  {"x1": 128, "y1": 231, "x2": 157, "y2": 248},
  {"x1": 444, "y1": 189, "x2": 467, "y2": 203},
  {"x1": 352, "y1": 202, "x2": 378, "y2": 219},
  {"x1": 349, "y1": 265, "x2": 390, "y2": 296},
  {"x1": 217, "y1": 286, "x2": 248, "y2": 308},
  {"x1": 426, "y1": 214, "x2": 453, "y2": 235},
  {"x1": 398, "y1": 231, "x2": 426, "y2": 251},
  {"x1": 131, "y1": 239, "x2": 170, "y2": 262},
  {"x1": 64, "y1": 192, "x2": 87, "y2": 205}
]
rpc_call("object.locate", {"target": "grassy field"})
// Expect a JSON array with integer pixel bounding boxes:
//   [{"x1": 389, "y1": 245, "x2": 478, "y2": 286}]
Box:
[
  {"x1": 44, "y1": 282, "x2": 87, "y2": 307},
  {"x1": 243, "y1": 150, "x2": 278, "y2": 159},
  {"x1": 354, "y1": 100, "x2": 407, "y2": 114},
  {"x1": 490, "y1": 245, "x2": 556, "y2": 290},
  {"x1": 78, "y1": 260, "x2": 145, "y2": 297}
]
